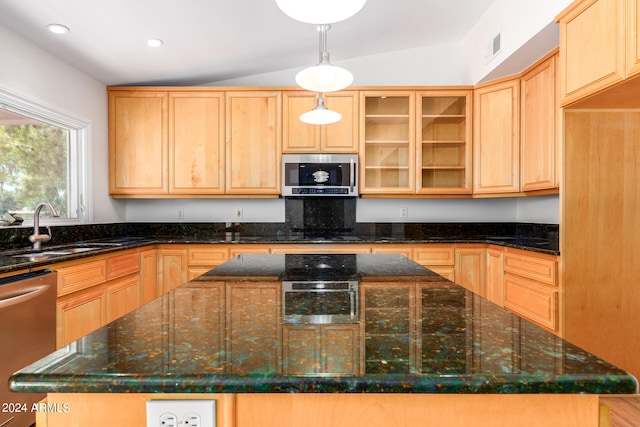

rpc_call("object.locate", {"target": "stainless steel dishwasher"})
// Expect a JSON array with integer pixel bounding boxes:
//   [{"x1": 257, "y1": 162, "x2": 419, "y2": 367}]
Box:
[{"x1": 0, "y1": 269, "x2": 56, "y2": 427}]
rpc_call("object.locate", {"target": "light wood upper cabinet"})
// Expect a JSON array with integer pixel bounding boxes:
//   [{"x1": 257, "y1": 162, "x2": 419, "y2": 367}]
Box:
[
  {"x1": 359, "y1": 91, "x2": 416, "y2": 194},
  {"x1": 282, "y1": 91, "x2": 358, "y2": 153},
  {"x1": 473, "y1": 78, "x2": 520, "y2": 194},
  {"x1": 520, "y1": 54, "x2": 558, "y2": 192},
  {"x1": 226, "y1": 91, "x2": 282, "y2": 195},
  {"x1": 629, "y1": 0, "x2": 640, "y2": 77},
  {"x1": 108, "y1": 90, "x2": 168, "y2": 195},
  {"x1": 417, "y1": 90, "x2": 472, "y2": 195},
  {"x1": 556, "y1": 0, "x2": 633, "y2": 105},
  {"x1": 169, "y1": 92, "x2": 225, "y2": 195}
]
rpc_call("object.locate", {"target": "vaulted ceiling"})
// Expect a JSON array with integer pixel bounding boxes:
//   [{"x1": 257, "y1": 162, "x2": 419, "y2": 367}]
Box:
[{"x1": 0, "y1": 0, "x2": 495, "y2": 85}]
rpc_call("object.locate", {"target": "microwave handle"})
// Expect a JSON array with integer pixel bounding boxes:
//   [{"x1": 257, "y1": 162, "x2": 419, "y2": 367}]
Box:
[{"x1": 350, "y1": 158, "x2": 355, "y2": 193}]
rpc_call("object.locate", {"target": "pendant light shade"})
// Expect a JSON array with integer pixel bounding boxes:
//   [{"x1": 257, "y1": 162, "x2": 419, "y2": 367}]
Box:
[
  {"x1": 275, "y1": 0, "x2": 367, "y2": 24},
  {"x1": 296, "y1": 24, "x2": 353, "y2": 93},
  {"x1": 300, "y1": 96, "x2": 342, "y2": 125}
]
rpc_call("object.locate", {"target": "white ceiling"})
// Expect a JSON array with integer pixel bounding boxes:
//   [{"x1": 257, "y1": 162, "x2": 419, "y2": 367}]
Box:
[{"x1": 0, "y1": 0, "x2": 495, "y2": 86}]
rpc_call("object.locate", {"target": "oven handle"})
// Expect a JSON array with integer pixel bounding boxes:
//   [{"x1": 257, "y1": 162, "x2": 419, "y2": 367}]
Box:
[
  {"x1": 349, "y1": 158, "x2": 355, "y2": 193},
  {"x1": 0, "y1": 285, "x2": 50, "y2": 310}
]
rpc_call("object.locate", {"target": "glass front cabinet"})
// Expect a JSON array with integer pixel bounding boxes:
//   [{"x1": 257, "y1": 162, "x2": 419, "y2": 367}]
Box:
[{"x1": 360, "y1": 90, "x2": 472, "y2": 195}]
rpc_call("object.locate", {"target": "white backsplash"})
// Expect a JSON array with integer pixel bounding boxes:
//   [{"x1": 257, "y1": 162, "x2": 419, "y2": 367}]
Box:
[{"x1": 124, "y1": 196, "x2": 559, "y2": 224}]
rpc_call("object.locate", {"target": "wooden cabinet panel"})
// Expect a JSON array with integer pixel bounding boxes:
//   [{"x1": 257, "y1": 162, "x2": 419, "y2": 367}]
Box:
[
  {"x1": 520, "y1": 54, "x2": 558, "y2": 191},
  {"x1": 226, "y1": 282, "x2": 281, "y2": 374},
  {"x1": 558, "y1": 0, "x2": 625, "y2": 104},
  {"x1": 473, "y1": 79, "x2": 520, "y2": 194},
  {"x1": 485, "y1": 246, "x2": 504, "y2": 306},
  {"x1": 454, "y1": 247, "x2": 486, "y2": 296},
  {"x1": 503, "y1": 249, "x2": 557, "y2": 286},
  {"x1": 56, "y1": 287, "x2": 106, "y2": 348},
  {"x1": 412, "y1": 245, "x2": 455, "y2": 266},
  {"x1": 629, "y1": 0, "x2": 640, "y2": 77},
  {"x1": 140, "y1": 249, "x2": 158, "y2": 305},
  {"x1": 371, "y1": 244, "x2": 413, "y2": 258},
  {"x1": 106, "y1": 252, "x2": 141, "y2": 281},
  {"x1": 226, "y1": 91, "x2": 282, "y2": 194},
  {"x1": 108, "y1": 91, "x2": 168, "y2": 195},
  {"x1": 229, "y1": 245, "x2": 271, "y2": 258},
  {"x1": 283, "y1": 324, "x2": 359, "y2": 376},
  {"x1": 169, "y1": 92, "x2": 225, "y2": 194},
  {"x1": 504, "y1": 274, "x2": 558, "y2": 331},
  {"x1": 57, "y1": 260, "x2": 107, "y2": 296},
  {"x1": 282, "y1": 91, "x2": 320, "y2": 153},
  {"x1": 322, "y1": 91, "x2": 359, "y2": 153},
  {"x1": 188, "y1": 246, "x2": 229, "y2": 266},
  {"x1": 106, "y1": 274, "x2": 140, "y2": 322},
  {"x1": 157, "y1": 247, "x2": 188, "y2": 294}
]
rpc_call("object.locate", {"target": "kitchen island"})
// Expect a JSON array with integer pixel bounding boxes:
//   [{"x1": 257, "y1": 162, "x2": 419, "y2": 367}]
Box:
[{"x1": 10, "y1": 254, "x2": 636, "y2": 426}]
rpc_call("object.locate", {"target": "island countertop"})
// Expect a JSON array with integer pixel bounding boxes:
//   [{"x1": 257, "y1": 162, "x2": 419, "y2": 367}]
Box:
[{"x1": 10, "y1": 254, "x2": 636, "y2": 395}]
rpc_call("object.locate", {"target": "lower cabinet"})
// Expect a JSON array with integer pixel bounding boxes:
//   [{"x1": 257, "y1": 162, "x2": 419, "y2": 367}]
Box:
[
  {"x1": 454, "y1": 245, "x2": 486, "y2": 296},
  {"x1": 106, "y1": 274, "x2": 140, "y2": 323},
  {"x1": 56, "y1": 287, "x2": 106, "y2": 348},
  {"x1": 411, "y1": 245, "x2": 456, "y2": 281},
  {"x1": 157, "y1": 246, "x2": 189, "y2": 294},
  {"x1": 485, "y1": 246, "x2": 505, "y2": 305},
  {"x1": 283, "y1": 324, "x2": 360, "y2": 376}
]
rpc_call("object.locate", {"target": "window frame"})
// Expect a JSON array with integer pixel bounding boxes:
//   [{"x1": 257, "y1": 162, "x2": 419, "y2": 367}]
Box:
[{"x1": 0, "y1": 87, "x2": 91, "y2": 226}]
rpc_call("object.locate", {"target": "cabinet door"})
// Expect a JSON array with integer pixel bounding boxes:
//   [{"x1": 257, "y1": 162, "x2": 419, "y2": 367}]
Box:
[
  {"x1": 108, "y1": 91, "x2": 168, "y2": 195},
  {"x1": 106, "y1": 274, "x2": 140, "y2": 322},
  {"x1": 322, "y1": 91, "x2": 359, "y2": 153},
  {"x1": 417, "y1": 90, "x2": 472, "y2": 194},
  {"x1": 359, "y1": 91, "x2": 416, "y2": 194},
  {"x1": 473, "y1": 79, "x2": 520, "y2": 194},
  {"x1": 226, "y1": 91, "x2": 282, "y2": 194},
  {"x1": 454, "y1": 246, "x2": 486, "y2": 296},
  {"x1": 558, "y1": 0, "x2": 625, "y2": 104},
  {"x1": 57, "y1": 287, "x2": 106, "y2": 348},
  {"x1": 157, "y1": 247, "x2": 188, "y2": 294},
  {"x1": 169, "y1": 92, "x2": 225, "y2": 194},
  {"x1": 140, "y1": 249, "x2": 158, "y2": 305},
  {"x1": 282, "y1": 91, "x2": 321, "y2": 153},
  {"x1": 226, "y1": 283, "x2": 281, "y2": 374},
  {"x1": 628, "y1": 0, "x2": 640, "y2": 77},
  {"x1": 520, "y1": 54, "x2": 557, "y2": 191},
  {"x1": 485, "y1": 246, "x2": 504, "y2": 306}
]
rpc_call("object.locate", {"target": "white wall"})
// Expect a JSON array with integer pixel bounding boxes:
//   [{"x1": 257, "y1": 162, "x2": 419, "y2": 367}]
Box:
[{"x1": 0, "y1": 24, "x2": 124, "y2": 224}]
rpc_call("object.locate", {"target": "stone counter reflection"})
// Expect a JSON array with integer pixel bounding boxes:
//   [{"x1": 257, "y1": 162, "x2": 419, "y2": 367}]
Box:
[{"x1": 10, "y1": 255, "x2": 636, "y2": 394}]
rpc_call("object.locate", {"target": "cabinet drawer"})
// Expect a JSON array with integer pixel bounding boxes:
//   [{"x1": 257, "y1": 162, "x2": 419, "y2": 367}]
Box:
[
  {"x1": 504, "y1": 273, "x2": 558, "y2": 331},
  {"x1": 106, "y1": 252, "x2": 141, "y2": 280},
  {"x1": 188, "y1": 247, "x2": 229, "y2": 266},
  {"x1": 57, "y1": 260, "x2": 107, "y2": 296},
  {"x1": 503, "y1": 249, "x2": 557, "y2": 286},
  {"x1": 412, "y1": 245, "x2": 455, "y2": 266}
]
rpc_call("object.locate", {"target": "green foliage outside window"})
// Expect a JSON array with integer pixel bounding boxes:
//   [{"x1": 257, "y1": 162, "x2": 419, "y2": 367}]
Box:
[{"x1": 0, "y1": 124, "x2": 69, "y2": 218}]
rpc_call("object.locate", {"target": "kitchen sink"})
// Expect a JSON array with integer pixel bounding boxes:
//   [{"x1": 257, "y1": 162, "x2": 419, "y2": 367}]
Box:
[{"x1": 10, "y1": 246, "x2": 103, "y2": 259}]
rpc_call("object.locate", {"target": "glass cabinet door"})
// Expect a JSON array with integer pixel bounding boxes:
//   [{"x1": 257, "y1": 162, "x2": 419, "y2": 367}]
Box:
[
  {"x1": 359, "y1": 92, "x2": 415, "y2": 194},
  {"x1": 417, "y1": 90, "x2": 472, "y2": 194}
]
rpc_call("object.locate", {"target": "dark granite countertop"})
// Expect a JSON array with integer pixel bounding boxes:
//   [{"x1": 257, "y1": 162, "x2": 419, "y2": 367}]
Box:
[
  {"x1": 0, "y1": 231, "x2": 558, "y2": 275},
  {"x1": 10, "y1": 254, "x2": 636, "y2": 395}
]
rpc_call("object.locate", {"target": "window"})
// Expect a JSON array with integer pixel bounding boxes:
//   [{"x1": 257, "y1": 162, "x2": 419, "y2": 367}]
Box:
[{"x1": 0, "y1": 88, "x2": 89, "y2": 225}]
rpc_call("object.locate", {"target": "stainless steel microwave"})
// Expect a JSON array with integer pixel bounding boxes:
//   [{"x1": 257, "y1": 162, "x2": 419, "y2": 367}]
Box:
[{"x1": 282, "y1": 154, "x2": 358, "y2": 197}]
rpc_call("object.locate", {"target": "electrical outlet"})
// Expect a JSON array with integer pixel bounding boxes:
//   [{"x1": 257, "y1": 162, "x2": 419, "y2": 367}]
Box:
[
  {"x1": 234, "y1": 208, "x2": 243, "y2": 219},
  {"x1": 177, "y1": 209, "x2": 184, "y2": 219},
  {"x1": 400, "y1": 207, "x2": 408, "y2": 218},
  {"x1": 147, "y1": 400, "x2": 216, "y2": 427}
]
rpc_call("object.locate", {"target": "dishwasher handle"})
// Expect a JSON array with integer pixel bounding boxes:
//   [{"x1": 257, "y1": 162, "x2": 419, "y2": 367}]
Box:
[{"x1": 0, "y1": 284, "x2": 51, "y2": 310}]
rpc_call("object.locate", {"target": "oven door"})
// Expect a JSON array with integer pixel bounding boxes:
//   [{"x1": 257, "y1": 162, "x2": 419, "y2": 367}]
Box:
[{"x1": 282, "y1": 281, "x2": 358, "y2": 324}]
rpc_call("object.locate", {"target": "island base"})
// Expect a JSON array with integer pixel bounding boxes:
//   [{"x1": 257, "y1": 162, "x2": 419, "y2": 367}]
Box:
[{"x1": 39, "y1": 392, "x2": 607, "y2": 427}]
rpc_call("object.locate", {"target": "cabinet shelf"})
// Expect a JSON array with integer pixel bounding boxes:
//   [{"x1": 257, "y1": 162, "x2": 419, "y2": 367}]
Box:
[
  {"x1": 421, "y1": 166, "x2": 465, "y2": 170},
  {"x1": 365, "y1": 115, "x2": 410, "y2": 124},
  {"x1": 421, "y1": 140, "x2": 466, "y2": 145},
  {"x1": 365, "y1": 165, "x2": 410, "y2": 170},
  {"x1": 364, "y1": 140, "x2": 410, "y2": 146}
]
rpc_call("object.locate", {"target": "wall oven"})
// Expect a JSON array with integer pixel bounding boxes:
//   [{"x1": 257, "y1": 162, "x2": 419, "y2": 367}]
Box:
[{"x1": 282, "y1": 154, "x2": 358, "y2": 196}]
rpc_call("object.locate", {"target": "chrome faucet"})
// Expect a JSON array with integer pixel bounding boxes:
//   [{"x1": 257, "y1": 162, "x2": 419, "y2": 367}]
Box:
[{"x1": 29, "y1": 202, "x2": 59, "y2": 251}]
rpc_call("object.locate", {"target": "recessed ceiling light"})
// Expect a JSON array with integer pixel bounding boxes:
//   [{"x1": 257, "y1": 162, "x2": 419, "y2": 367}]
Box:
[
  {"x1": 46, "y1": 24, "x2": 70, "y2": 35},
  {"x1": 147, "y1": 38, "x2": 164, "y2": 48}
]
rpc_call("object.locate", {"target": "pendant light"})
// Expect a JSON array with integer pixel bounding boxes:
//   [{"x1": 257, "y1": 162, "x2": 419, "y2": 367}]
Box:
[
  {"x1": 300, "y1": 94, "x2": 342, "y2": 125},
  {"x1": 275, "y1": 0, "x2": 367, "y2": 24},
  {"x1": 295, "y1": 24, "x2": 353, "y2": 93}
]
